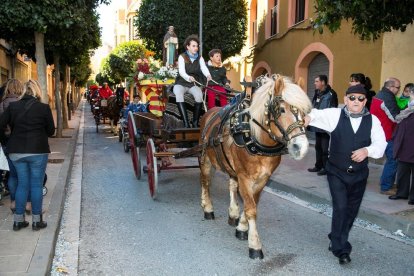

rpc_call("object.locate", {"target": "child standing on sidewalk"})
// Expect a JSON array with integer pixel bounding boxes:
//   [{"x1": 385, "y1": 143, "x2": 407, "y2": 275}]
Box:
[{"x1": 207, "y1": 49, "x2": 230, "y2": 109}]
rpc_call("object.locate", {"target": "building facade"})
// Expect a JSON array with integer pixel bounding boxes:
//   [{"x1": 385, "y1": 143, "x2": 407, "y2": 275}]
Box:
[
  {"x1": 227, "y1": 0, "x2": 414, "y2": 101},
  {"x1": 0, "y1": 39, "x2": 56, "y2": 107}
]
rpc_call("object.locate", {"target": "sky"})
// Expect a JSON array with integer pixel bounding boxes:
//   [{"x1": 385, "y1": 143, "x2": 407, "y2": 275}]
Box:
[{"x1": 97, "y1": 0, "x2": 126, "y2": 46}]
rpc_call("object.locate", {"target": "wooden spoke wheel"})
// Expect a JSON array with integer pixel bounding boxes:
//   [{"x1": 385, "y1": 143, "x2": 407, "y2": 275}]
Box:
[
  {"x1": 128, "y1": 112, "x2": 141, "y2": 179},
  {"x1": 146, "y1": 138, "x2": 158, "y2": 199}
]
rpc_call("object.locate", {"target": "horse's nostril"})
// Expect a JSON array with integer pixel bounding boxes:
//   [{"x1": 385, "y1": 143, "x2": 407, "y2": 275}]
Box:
[{"x1": 292, "y1": 143, "x2": 300, "y2": 152}]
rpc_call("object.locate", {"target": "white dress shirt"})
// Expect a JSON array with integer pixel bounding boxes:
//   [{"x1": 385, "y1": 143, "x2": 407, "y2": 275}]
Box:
[
  {"x1": 178, "y1": 55, "x2": 211, "y2": 83},
  {"x1": 308, "y1": 108, "x2": 387, "y2": 159}
]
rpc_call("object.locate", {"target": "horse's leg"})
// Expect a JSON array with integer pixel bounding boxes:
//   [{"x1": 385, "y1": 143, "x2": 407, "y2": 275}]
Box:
[
  {"x1": 228, "y1": 177, "x2": 240, "y2": 226},
  {"x1": 200, "y1": 154, "x2": 214, "y2": 219},
  {"x1": 237, "y1": 175, "x2": 266, "y2": 259},
  {"x1": 235, "y1": 211, "x2": 248, "y2": 240}
]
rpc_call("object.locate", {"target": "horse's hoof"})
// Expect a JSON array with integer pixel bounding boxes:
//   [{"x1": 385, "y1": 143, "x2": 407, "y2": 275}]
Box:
[
  {"x1": 204, "y1": 212, "x2": 215, "y2": 220},
  {"x1": 228, "y1": 217, "x2": 239, "y2": 226},
  {"x1": 249, "y1": 248, "x2": 264, "y2": 259},
  {"x1": 235, "y1": 229, "x2": 248, "y2": 240}
]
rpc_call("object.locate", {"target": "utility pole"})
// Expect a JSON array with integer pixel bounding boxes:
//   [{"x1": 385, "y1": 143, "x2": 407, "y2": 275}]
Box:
[{"x1": 199, "y1": 0, "x2": 203, "y2": 56}]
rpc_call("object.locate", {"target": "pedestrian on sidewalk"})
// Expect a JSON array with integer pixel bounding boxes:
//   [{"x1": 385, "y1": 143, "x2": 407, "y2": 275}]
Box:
[
  {"x1": 304, "y1": 84, "x2": 387, "y2": 265},
  {"x1": 370, "y1": 77, "x2": 401, "y2": 195},
  {"x1": 396, "y1": 83, "x2": 413, "y2": 110},
  {"x1": 349, "y1": 73, "x2": 376, "y2": 110},
  {"x1": 307, "y1": 75, "x2": 338, "y2": 176},
  {"x1": 0, "y1": 79, "x2": 24, "y2": 212},
  {"x1": 0, "y1": 80, "x2": 55, "y2": 231},
  {"x1": 389, "y1": 84, "x2": 414, "y2": 205}
]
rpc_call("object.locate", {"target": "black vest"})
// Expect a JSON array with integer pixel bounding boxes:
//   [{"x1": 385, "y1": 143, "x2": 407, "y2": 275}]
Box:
[
  {"x1": 175, "y1": 53, "x2": 203, "y2": 88},
  {"x1": 328, "y1": 109, "x2": 372, "y2": 173}
]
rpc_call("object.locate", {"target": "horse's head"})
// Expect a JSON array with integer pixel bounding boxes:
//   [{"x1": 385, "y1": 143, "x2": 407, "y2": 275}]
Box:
[{"x1": 249, "y1": 75, "x2": 312, "y2": 160}]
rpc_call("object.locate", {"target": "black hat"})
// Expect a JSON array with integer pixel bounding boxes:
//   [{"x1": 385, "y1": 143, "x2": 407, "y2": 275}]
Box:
[{"x1": 346, "y1": 84, "x2": 366, "y2": 95}]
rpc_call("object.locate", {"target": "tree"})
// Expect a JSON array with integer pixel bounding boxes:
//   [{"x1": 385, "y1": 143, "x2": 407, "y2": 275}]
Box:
[
  {"x1": 135, "y1": 0, "x2": 247, "y2": 60},
  {"x1": 99, "y1": 41, "x2": 147, "y2": 84},
  {"x1": 0, "y1": 0, "x2": 109, "y2": 104},
  {"x1": 313, "y1": 0, "x2": 414, "y2": 40}
]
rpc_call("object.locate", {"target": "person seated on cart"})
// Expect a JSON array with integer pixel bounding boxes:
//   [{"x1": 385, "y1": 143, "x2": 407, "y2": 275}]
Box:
[
  {"x1": 174, "y1": 35, "x2": 211, "y2": 128},
  {"x1": 123, "y1": 94, "x2": 148, "y2": 119},
  {"x1": 207, "y1": 49, "x2": 230, "y2": 109},
  {"x1": 99, "y1": 82, "x2": 113, "y2": 99}
]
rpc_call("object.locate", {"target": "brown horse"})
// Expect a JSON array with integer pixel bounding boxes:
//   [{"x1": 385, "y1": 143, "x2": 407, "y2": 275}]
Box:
[
  {"x1": 199, "y1": 75, "x2": 312, "y2": 259},
  {"x1": 105, "y1": 95, "x2": 124, "y2": 134}
]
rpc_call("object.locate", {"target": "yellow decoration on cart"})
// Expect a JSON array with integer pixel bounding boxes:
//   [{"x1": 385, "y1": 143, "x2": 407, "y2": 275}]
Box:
[{"x1": 138, "y1": 79, "x2": 175, "y2": 117}]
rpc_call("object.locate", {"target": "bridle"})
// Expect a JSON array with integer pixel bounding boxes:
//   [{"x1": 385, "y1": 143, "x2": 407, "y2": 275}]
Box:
[{"x1": 251, "y1": 94, "x2": 306, "y2": 147}]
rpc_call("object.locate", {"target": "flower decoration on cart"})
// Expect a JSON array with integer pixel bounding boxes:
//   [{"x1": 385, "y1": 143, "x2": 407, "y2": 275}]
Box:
[
  {"x1": 133, "y1": 54, "x2": 177, "y2": 117},
  {"x1": 133, "y1": 57, "x2": 178, "y2": 85}
]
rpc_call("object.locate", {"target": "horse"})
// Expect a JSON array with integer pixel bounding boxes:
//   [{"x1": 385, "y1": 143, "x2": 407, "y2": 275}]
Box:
[
  {"x1": 198, "y1": 75, "x2": 312, "y2": 259},
  {"x1": 105, "y1": 95, "x2": 124, "y2": 134}
]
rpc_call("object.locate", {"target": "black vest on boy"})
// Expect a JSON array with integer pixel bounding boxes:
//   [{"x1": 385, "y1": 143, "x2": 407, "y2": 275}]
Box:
[{"x1": 175, "y1": 53, "x2": 203, "y2": 88}]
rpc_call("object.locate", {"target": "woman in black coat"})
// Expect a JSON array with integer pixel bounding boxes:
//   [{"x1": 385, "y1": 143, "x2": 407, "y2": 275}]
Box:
[{"x1": 0, "y1": 80, "x2": 55, "y2": 231}]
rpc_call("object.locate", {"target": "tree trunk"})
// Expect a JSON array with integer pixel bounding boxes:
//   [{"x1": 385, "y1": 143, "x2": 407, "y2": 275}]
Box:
[
  {"x1": 61, "y1": 65, "x2": 69, "y2": 127},
  {"x1": 34, "y1": 31, "x2": 48, "y2": 104},
  {"x1": 71, "y1": 79, "x2": 76, "y2": 113},
  {"x1": 54, "y1": 53, "x2": 63, "y2": 138},
  {"x1": 68, "y1": 68, "x2": 72, "y2": 119}
]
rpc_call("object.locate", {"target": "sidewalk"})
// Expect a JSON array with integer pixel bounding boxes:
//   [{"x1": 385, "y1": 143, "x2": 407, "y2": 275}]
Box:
[
  {"x1": 268, "y1": 145, "x2": 414, "y2": 238},
  {"x1": 0, "y1": 105, "x2": 82, "y2": 275}
]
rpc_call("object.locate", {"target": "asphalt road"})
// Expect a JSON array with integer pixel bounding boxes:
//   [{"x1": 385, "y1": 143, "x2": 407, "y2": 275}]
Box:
[{"x1": 77, "y1": 110, "x2": 414, "y2": 276}]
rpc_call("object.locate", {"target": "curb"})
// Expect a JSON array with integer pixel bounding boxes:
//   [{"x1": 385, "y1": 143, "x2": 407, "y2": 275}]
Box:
[
  {"x1": 27, "y1": 104, "x2": 82, "y2": 276},
  {"x1": 267, "y1": 179, "x2": 414, "y2": 239}
]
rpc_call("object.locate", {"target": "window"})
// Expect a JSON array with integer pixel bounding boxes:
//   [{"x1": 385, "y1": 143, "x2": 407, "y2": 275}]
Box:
[
  {"x1": 252, "y1": 20, "x2": 258, "y2": 45},
  {"x1": 250, "y1": 0, "x2": 258, "y2": 45},
  {"x1": 295, "y1": 0, "x2": 305, "y2": 24},
  {"x1": 271, "y1": 0, "x2": 278, "y2": 36},
  {"x1": 0, "y1": 67, "x2": 9, "y2": 84}
]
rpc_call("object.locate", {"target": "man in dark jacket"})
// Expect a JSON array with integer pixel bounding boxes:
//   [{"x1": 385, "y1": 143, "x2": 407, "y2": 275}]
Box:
[
  {"x1": 308, "y1": 75, "x2": 338, "y2": 176},
  {"x1": 370, "y1": 77, "x2": 401, "y2": 194}
]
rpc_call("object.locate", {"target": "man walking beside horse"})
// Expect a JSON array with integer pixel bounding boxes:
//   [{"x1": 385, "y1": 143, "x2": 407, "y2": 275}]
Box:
[{"x1": 305, "y1": 84, "x2": 387, "y2": 265}]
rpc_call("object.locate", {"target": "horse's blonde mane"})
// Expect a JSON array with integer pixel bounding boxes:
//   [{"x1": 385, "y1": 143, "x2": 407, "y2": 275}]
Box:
[{"x1": 248, "y1": 75, "x2": 312, "y2": 137}]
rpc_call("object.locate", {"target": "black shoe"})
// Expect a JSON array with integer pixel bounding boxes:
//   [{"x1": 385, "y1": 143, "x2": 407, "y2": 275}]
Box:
[
  {"x1": 328, "y1": 242, "x2": 332, "y2": 251},
  {"x1": 408, "y1": 200, "x2": 414, "y2": 205},
  {"x1": 308, "y1": 167, "x2": 321, "y2": 173},
  {"x1": 338, "y1": 253, "x2": 351, "y2": 265},
  {"x1": 389, "y1": 195, "x2": 408, "y2": 200},
  {"x1": 32, "y1": 221, "x2": 47, "y2": 231},
  {"x1": 13, "y1": 221, "x2": 29, "y2": 231},
  {"x1": 317, "y1": 169, "x2": 327, "y2": 176}
]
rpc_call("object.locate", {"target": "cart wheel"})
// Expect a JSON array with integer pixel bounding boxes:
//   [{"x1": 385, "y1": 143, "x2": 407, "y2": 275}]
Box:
[
  {"x1": 128, "y1": 112, "x2": 141, "y2": 179},
  {"x1": 118, "y1": 129, "x2": 123, "y2": 142},
  {"x1": 123, "y1": 136, "x2": 130, "y2": 153},
  {"x1": 43, "y1": 186, "x2": 48, "y2": 196},
  {"x1": 146, "y1": 138, "x2": 158, "y2": 199}
]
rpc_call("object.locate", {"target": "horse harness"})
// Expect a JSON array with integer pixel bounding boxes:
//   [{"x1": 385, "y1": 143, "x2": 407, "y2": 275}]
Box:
[{"x1": 200, "y1": 80, "x2": 306, "y2": 178}]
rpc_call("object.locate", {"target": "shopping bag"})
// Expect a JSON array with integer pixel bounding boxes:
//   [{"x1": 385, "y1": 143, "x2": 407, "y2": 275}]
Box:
[{"x1": 0, "y1": 146, "x2": 9, "y2": 171}]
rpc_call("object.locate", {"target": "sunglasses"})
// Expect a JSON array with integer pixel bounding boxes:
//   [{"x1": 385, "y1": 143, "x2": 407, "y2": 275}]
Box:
[{"x1": 347, "y1": 95, "x2": 366, "y2": 102}]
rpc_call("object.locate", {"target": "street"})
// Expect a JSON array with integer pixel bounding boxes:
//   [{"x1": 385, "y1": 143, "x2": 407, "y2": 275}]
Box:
[{"x1": 54, "y1": 107, "x2": 414, "y2": 275}]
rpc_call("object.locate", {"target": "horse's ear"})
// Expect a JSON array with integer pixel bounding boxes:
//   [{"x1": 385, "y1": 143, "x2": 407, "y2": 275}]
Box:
[
  {"x1": 274, "y1": 75, "x2": 284, "y2": 94},
  {"x1": 295, "y1": 77, "x2": 305, "y2": 91}
]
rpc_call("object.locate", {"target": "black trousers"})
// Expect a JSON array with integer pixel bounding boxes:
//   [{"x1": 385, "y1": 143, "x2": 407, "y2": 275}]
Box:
[
  {"x1": 315, "y1": 132, "x2": 330, "y2": 169},
  {"x1": 327, "y1": 173, "x2": 367, "y2": 257},
  {"x1": 395, "y1": 161, "x2": 414, "y2": 201}
]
